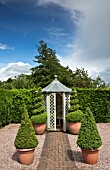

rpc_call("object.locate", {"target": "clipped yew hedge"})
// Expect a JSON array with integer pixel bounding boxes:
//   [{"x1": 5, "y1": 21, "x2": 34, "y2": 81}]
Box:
[
  {"x1": 77, "y1": 88, "x2": 110, "y2": 123},
  {"x1": 0, "y1": 89, "x2": 13, "y2": 127},
  {"x1": 0, "y1": 88, "x2": 110, "y2": 128},
  {"x1": 0, "y1": 88, "x2": 38, "y2": 128}
]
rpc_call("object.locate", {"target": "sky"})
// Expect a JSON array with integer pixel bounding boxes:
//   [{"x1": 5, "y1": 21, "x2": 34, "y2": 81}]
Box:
[{"x1": 0, "y1": 0, "x2": 110, "y2": 83}]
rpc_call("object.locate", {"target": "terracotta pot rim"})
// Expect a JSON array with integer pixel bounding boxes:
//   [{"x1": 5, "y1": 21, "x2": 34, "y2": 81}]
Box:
[
  {"x1": 16, "y1": 148, "x2": 35, "y2": 152},
  {"x1": 33, "y1": 122, "x2": 46, "y2": 125},
  {"x1": 68, "y1": 122, "x2": 81, "y2": 123},
  {"x1": 81, "y1": 147, "x2": 100, "y2": 151}
]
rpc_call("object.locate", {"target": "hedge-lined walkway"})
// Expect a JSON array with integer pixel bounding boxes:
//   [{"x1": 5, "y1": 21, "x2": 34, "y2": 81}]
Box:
[{"x1": 37, "y1": 132, "x2": 78, "y2": 170}]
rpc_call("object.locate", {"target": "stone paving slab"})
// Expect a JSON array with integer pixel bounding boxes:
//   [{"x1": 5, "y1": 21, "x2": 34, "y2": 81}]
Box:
[{"x1": 37, "y1": 132, "x2": 78, "y2": 170}]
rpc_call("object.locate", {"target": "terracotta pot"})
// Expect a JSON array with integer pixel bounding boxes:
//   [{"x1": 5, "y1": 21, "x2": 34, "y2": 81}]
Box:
[
  {"x1": 81, "y1": 148, "x2": 99, "y2": 164},
  {"x1": 33, "y1": 123, "x2": 46, "y2": 135},
  {"x1": 17, "y1": 148, "x2": 35, "y2": 165},
  {"x1": 68, "y1": 122, "x2": 81, "y2": 134}
]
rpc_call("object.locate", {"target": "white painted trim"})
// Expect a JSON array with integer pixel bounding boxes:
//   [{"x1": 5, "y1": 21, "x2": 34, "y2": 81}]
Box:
[
  {"x1": 46, "y1": 94, "x2": 50, "y2": 130},
  {"x1": 45, "y1": 92, "x2": 70, "y2": 132},
  {"x1": 54, "y1": 93, "x2": 56, "y2": 131},
  {"x1": 63, "y1": 93, "x2": 66, "y2": 132}
]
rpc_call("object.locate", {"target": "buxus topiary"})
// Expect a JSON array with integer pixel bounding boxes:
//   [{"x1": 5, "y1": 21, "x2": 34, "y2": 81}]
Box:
[
  {"x1": 14, "y1": 106, "x2": 38, "y2": 149},
  {"x1": 77, "y1": 107, "x2": 102, "y2": 150},
  {"x1": 66, "y1": 88, "x2": 83, "y2": 122}
]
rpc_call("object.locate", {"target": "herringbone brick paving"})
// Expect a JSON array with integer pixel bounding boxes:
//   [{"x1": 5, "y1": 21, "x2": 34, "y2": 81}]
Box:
[{"x1": 37, "y1": 132, "x2": 78, "y2": 170}]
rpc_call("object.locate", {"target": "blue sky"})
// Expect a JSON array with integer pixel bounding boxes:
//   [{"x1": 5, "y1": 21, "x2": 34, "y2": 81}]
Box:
[{"x1": 0, "y1": 0, "x2": 110, "y2": 83}]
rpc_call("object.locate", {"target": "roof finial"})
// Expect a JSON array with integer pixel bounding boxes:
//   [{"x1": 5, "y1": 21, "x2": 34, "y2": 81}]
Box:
[{"x1": 54, "y1": 75, "x2": 57, "y2": 80}]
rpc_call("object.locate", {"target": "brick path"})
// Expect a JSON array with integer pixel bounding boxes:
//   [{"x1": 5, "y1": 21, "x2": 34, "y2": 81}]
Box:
[{"x1": 37, "y1": 132, "x2": 78, "y2": 170}]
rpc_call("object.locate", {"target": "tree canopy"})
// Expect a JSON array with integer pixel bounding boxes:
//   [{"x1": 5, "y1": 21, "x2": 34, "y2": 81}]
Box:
[
  {"x1": 31, "y1": 40, "x2": 106, "y2": 88},
  {"x1": 0, "y1": 40, "x2": 107, "y2": 89}
]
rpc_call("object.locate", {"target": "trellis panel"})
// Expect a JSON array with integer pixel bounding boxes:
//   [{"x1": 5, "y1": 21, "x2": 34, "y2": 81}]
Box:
[{"x1": 47, "y1": 93, "x2": 56, "y2": 131}]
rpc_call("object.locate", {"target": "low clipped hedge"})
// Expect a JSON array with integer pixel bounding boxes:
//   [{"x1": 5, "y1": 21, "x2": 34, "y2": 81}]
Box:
[
  {"x1": 31, "y1": 112, "x2": 47, "y2": 124},
  {"x1": 66, "y1": 110, "x2": 83, "y2": 122}
]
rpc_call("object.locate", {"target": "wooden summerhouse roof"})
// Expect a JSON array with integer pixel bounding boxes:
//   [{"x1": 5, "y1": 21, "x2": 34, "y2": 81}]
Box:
[{"x1": 42, "y1": 75, "x2": 72, "y2": 93}]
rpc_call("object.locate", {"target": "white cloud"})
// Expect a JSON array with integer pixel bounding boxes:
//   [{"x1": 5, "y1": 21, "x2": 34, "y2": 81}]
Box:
[
  {"x1": 0, "y1": 43, "x2": 15, "y2": 50},
  {"x1": 38, "y1": 0, "x2": 110, "y2": 83},
  {"x1": 0, "y1": 62, "x2": 32, "y2": 81},
  {"x1": 46, "y1": 27, "x2": 68, "y2": 40}
]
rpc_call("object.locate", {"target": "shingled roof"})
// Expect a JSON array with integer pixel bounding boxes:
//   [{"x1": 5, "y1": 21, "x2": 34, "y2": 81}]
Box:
[{"x1": 42, "y1": 75, "x2": 71, "y2": 93}]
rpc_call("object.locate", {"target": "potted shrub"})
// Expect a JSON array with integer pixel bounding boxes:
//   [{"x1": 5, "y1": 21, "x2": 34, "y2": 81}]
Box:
[
  {"x1": 31, "y1": 88, "x2": 47, "y2": 134},
  {"x1": 31, "y1": 112, "x2": 47, "y2": 135},
  {"x1": 77, "y1": 107, "x2": 102, "y2": 164},
  {"x1": 14, "y1": 106, "x2": 38, "y2": 165},
  {"x1": 66, "y1": 88, "x2": 83, "y2": 134}
]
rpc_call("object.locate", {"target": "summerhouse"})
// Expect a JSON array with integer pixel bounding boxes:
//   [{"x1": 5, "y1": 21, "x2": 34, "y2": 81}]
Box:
[{"x1": 42, "y1": 76, "x2": 71, "y2": 132}]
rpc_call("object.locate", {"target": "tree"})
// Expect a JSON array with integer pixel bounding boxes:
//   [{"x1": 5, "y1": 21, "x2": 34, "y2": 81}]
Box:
[
  {"x1": 92, "y1": 76, "x2": 106, "y2": 88},
  {"x1": 72, "y1": 68, "x2": 93, "y2": 88},
  {"x1": 31, "y1": 40, "x2": 60, "y2": 87},
  {"x1": 31, "y1": 41, "x2": 106, "y2": 88},
  {"x1": 31, "y1": 40, "x2": 73, "y2": 88},
  {"x1": 13, "y1": 74, "x2": 35, "y2": 89},
  {"x1": 0, "y1": 74, "x2": 35, "y2": 89}
]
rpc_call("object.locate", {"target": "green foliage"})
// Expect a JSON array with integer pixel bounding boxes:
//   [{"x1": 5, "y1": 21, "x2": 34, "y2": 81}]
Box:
[
  {"x1": 14, "y1": 107, "x2": 38, "y2": 149},
  {"x1": 31, "y1": 112, "x2": 47, "y2": 124},
  {"x1": 66, "y1": 110, "x2": 83, "y2": 122},
  {"x1": 31, "y1": 87, "x2": 47, "y2": 124},
  {"x1": 31, "y1": 40, "x2": 106, "y2": 88},
  {"x1": 0, "y1": 88, "x2": 38, "y2": 127},
  {"x1": 77, "y1": 107, "x2": 102, "y2": 150},
  {"x1": 69, "y1": 88, "x2": 80, "y2": 111},
  {"x1": 0, "y1": 74, "x2": 35, "y2": 89},
  {"x1": 77, "y1": 88, "x2": 110, "y2": 123},
  {"x1": 11, "y1": 89, "x2": 37, "y2": 122},
  {"x1": 1, "y1": 87, "x2": 110, "y2": 128},
  {"x1": 31, "y1": 40, "x2": 62, "y2": 88},
  {"x1": 32, "y1": 87, "x2": 46, "y2": 115},
  {"x1": 0, "y1": 89, "x2": 13, "y2": 127},
  {"x1": 66, "y1": 88, "x2": 83, "y2": 122},
  {"x1": 0, "y1": 41, "x2": 107, "y2": 89}
]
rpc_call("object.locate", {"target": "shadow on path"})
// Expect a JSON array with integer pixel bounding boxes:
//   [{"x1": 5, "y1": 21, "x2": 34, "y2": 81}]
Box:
[
  {"x1": 67, "y1": 149, "x2": 83, "y2": 163},
  {"x1": 12, "y1": 151, "x2": 19, "y2": 163}
]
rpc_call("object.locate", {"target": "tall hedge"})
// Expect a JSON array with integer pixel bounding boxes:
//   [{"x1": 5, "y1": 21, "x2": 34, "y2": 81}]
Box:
[
  {"x1": 77, "y1": 88, "x2": 110, "y2": 123},
  {"x1": 0, "y1": 89, "x2": 13, "y2": 127},
  {"x1": 0, "y1": 88, "x2": 38, "y2": 127},
  {"x1": 0, "y1": 88, "x2": 110, "y2": 128}
]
